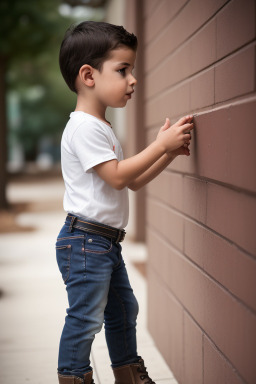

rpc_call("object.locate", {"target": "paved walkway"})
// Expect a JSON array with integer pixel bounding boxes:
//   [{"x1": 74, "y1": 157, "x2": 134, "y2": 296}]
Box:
[{"x1": 0, "y1": 179, "x2": 178, "y2": 383}]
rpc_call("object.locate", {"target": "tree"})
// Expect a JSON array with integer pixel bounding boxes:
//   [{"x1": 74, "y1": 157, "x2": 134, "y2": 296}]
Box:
[
  {"x1": 0, "y1": 0, "x2": 72, "y2": 208},
  {"x1": 8, "y1": 43, "x2": 76, "y2": 163}
]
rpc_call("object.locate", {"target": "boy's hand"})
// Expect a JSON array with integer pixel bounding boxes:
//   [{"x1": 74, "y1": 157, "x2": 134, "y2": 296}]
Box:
[
  {"x1": 94, "y1": 115, "x2": 193, "y2": 191},
  {"x1": 157, "y1": 117, "x2": 171, "y2": 138},
  {"x1": 171, "y1": 143, "x2": 191, "y2": 157},
  {"x1": 156, "y1": 115, "x2": 193, "y2": 153}
]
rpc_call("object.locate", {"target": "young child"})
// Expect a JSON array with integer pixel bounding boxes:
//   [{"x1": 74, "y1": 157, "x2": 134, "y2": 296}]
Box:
[{"x1": 56, "y1": 21, "x2": 193, "y2": 384}]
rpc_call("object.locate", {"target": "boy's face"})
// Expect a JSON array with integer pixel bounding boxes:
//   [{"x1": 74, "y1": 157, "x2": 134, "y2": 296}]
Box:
[{"x1": 93, "y1": 46, "x2": 137, "y2": 109}]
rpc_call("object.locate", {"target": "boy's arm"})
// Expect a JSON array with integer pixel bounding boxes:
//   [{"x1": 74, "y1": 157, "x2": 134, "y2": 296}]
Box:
[
  {"x1": 94, "y1": 140, "x2": 168, "y2": 190},
  {"x1": 94, "y1": 116, "x2": 193, "y2": 190},
  {"x1": 127, "y1": 117, "x2": 191, "y2": 190},
  {"x1": 127, "y1": 144, "x2": 190, "y2": 191}
]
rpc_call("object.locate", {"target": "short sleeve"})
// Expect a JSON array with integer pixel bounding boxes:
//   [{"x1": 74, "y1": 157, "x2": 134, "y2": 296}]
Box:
[{"x1": 70, "y1": 122, "x2": 117, "y2": 172}]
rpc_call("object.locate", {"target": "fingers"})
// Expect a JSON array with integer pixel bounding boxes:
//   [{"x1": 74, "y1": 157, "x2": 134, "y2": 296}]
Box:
[
  {"x1": 182, "y1": 143, "x2": 190, "y2": 156},
  {"x1": 182, "y1": 122, "x2": 194, "y2": 132},
  {"x1": 158, "y1": 118, "x2": 171, "y2": 135},
  {"x1": 163, "y1": 117, "x2": 171, "y2": 130},
  {"x1": 173, "y1": 116, "x2": 194, "y2": 148},
  {"x1": 183, "y1": 123, "x2": 193, "y2": 147},
  {"x1": 174, "y1": 115, "x2": 193, "y2": 127},
  {"x1": 183, "y1": 121, "x2": 193, "y2": 146},
  {"x1": 173, "y1": 145, "x2": 190, "y2": 157}
]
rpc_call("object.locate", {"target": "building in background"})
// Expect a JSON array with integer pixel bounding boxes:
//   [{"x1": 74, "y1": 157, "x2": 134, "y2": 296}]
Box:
[{"x1": 106, "y1": 0, "x2": 256, "y2": 383}]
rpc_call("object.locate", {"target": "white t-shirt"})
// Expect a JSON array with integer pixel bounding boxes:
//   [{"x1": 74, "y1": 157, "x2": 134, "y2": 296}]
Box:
[{"x1": 61, "y1": 111, "x2": 129, "y2": 229}]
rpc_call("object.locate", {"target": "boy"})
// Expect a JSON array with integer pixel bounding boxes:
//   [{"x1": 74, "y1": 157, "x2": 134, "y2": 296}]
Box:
[{"x1": 56, "y1": 21, "x2": 193, "y2": 384}]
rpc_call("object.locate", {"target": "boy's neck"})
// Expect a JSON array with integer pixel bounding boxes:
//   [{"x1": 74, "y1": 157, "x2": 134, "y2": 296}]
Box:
[{"x1": 75, "y1": 98, "x2": 109, "y2": 125}]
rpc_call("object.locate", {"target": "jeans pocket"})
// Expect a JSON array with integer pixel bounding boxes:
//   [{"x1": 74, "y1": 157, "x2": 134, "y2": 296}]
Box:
[
  {"x1": 85, "y1": 233, "x2": 113, "y2": 254},
  {"x1": 56, "y1": 244, "x2": 72, "y2": 283}
]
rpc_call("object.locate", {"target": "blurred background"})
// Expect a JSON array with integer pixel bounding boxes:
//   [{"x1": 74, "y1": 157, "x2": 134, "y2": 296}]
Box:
[{"x1": 0, "y1": 0, "x2": 106, "y2": 207}]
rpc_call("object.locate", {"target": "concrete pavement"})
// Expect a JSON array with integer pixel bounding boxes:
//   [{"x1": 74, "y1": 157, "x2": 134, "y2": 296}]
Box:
[{"x1": 0, "y1": 179, "x2": 178, "y2": 384}]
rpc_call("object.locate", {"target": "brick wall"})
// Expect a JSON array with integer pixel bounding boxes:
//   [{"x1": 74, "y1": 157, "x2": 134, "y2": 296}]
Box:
[{"x1": 141, "y1": 0, "x2": 256, "y2": 383}]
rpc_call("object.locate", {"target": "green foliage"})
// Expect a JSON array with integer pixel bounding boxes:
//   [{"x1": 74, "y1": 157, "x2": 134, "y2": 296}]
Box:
[
  {"x1": 0, "y1": 0, "x2": 91, "y2": 162},
  {"x1": 0, "y1": 0, "x2": 68, "y2": 60},
  {"x1": 11, "y1": 48, "x2": 76, "y2": 161}
]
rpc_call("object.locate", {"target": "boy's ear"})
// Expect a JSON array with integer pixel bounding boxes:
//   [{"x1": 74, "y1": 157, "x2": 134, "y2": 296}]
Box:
[{"x1": 79, "y1": 64, "x2": 95, "y2": 87}]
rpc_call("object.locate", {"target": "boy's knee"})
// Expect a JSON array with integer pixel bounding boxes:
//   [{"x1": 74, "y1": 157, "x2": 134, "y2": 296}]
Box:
[
  {"x1": 66, "y1": 311, "x2": 104, "y2": 335},
  {"x1": 127, "y1": 295, "x2": 139, "y2": 323}
]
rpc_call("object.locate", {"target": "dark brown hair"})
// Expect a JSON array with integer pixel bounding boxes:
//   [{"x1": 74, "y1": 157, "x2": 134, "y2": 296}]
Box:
[{"x1": 59, "y1": 21, "x2": 138, "y2": 93}]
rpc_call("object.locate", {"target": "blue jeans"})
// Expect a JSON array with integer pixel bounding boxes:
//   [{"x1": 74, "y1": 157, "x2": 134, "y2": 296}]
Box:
[{"x1": 56, "y1": 218, "x2": 140, "y2": 377}]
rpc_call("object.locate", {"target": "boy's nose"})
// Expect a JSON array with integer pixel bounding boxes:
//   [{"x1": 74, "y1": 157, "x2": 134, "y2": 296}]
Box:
[{"x1": 129, "y1": 74, "x2": 137, "y2": 86}]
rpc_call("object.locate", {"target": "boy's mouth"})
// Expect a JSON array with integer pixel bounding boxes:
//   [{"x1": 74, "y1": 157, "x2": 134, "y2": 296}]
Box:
[{"x1": 126, "y1": 90, "x2": 134, "y2": 97}]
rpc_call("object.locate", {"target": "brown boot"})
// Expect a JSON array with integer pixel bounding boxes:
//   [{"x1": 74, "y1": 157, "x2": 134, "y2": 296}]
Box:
[
  {"x1": 113, "y1": 359, "x2": 155, "y2": 384},
  {"x1": 58, "y1": 370, "x2": 94, "y2": 384}
]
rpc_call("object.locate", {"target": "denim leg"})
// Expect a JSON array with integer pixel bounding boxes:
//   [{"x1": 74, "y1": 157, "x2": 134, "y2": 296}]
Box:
[
  {"x1": 104, "y1": 249, "x2": 140, "y2": 367},
  {"x1": 56, "y1": 224, "x2": 121, "y2": 377}
]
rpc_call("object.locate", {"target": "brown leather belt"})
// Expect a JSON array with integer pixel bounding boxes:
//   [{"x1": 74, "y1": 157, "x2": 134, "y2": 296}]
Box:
[{"x1": 66, "y1": 214, "x2": 126, "y2": 243}]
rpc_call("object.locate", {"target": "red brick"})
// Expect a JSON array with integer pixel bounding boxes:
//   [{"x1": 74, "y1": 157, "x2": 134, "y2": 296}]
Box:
[
  {"x1": 172, "y1": 82, "x2": 190, "y2": 117},
  {"x1": 215, "y1": 44, "x2": 255, "y2": 103},
  {"x1": 144, "y1": 0, "x2": 188, "y2": 45},
  {"x1": 145, "y1": 81, "x2": 190, "y2": 128},
  {"x1": 143, "y1": 0, "x2": 159, "y2": 20},
  {"x1": 170, "y1": 41, "x2": 193, "y2": 83},
  {"x1": 147, "y1": 268, "x2": 160, "y2": 343},
  {"x1": 164, "y1": 248, "x2": 256, "y2": 383},
  {"x1": 153, "y1": 277, "x2": 170, "y2": 359},
  {"x1": 147, "y1": 197, "x2": 184, "y2": 251},
  {"x1": 193, "y1": 99, "x2": 256, "y2": 193},
  {"x1": 145, "y1": 41, "x2": 192, "y2": 101},
  {"x1": 147, "y1": 228, "x2": 171, "y2": 288},
  {"x1": 202, "y1": 281, "x2": 256, "y2": 384},
  {"x1": 191, "y1": 18, "x2": 216, "y2": 74},
  {"x1": 147, "y1": 228, "x2": 256, "y2": 381},
  {"x1": 142, "y1": 0, "x2": 256, "y2": 382},
  {"x1": 145, "y1": 61, "x2": 170, "y2": 102},
  {"x1": 190, "y1": 68, "x2": 215, "y2": 110},
  {"x1": 145, "y1": 0, "x2": 228, "y2": 73},
  {"x1": 146, "y1": 172, "x2": 165, "y2": 200},
  {"x1": 206, "y1": 182, "x2": 256, "y2": 254},
  {"x1": 166, "y1": 247, "x2": 206, "y2": 320},
  {"x1": 147, "y1": 18, "x2": 216, "y2": 100},
  {"x1": 145, "y1": 94, "x2": 169, "y2": 128},
  {"x1": 192, "y1": 109, "x2": 230, "y2": 183},
  {"x1": 146, "y1": 128, "x2": 158, "y2": 146},
  {"x1": 184, "y1": 313, "x2": 203, "y2": 384},
  {"x1": 184, "y1": 219, "x2": 204, "y2": 267},
  {"x1": 147, "y1": 171, "x2": 184, "y2": 212},
  {"x1": 216, "y1": 0, "x2": 256, "y2": 60},
  {"x1": 183, "y1": 176, "x2": 207, "y2": 223},
  {"x1": 124, "y1": 0, "x2": 136, "y2": 34},
  {"x1": 166, "y1": 172, "x2": 184, "y2": 213},
  {"x1": 144, "y1": 16, "x2": 181, "y2": 74},
  {"x1": 227, "y1": 99, "x2": 256, "y2": 192},
  {"x1": 146, "y1": 95, "x2": 256, "y2": 194},
  {"x1": 187, "y1": 0, "x2": 228, "y2": 29},
  {"x1": 165, "y1": 290, "x2": 184, "y2": 384},
  {"x1": 204, "y1": 336, "x2": 244, "y2": 384},
  {"x1": 147, "y1": 267, "x2": 184, "y2": 384},
  {"x1": 184, "y1": 219, "x2": 256, "y2": 311}
]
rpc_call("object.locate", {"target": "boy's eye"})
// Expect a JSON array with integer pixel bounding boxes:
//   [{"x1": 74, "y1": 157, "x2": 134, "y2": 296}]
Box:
[{"x1": 118, "y1": 68, "x2": 126, "y2": 76}]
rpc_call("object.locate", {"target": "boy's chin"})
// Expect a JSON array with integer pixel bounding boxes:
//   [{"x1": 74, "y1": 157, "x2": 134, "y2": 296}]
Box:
[{"x1": 111, "y1": 101, "x2": 128, "y2": 108}]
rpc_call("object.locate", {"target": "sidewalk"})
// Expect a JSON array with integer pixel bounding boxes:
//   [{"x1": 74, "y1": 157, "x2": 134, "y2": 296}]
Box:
[{"x1": 0, "y1": 179, "x2": 178, "y2": 384}]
